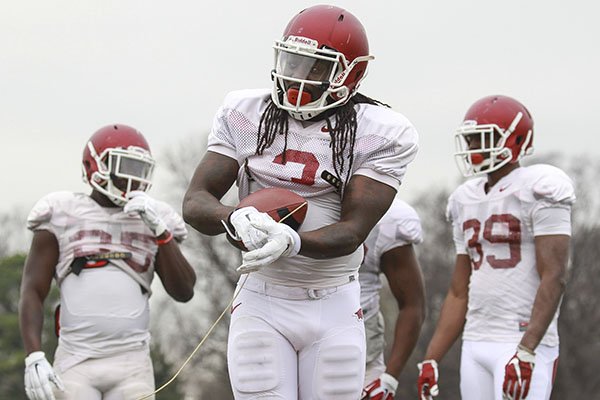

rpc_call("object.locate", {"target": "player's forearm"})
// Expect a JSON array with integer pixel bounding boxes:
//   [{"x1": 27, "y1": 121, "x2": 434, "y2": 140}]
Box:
[
  {"x1": 298, "y1": 222, "x2": 365, "y2": 259},
  {"x1": 18, "y1": 296, "x2": 45, "y2": 354},
  {"x1": 385, "y1": 305, "x2": 424, "y2": 378},
  {"x1": 156, "y1": 242, "x2": 197, "y2": 302},
  {"x1": 297, "y1": 175, "x2": 394, "y2": 259},
  {"x1": 182, "y1": 191, "x2": 234, "y2": 235},
  {"x1": 425, "y1": 292, "x2": 467, "y2": 362},
  {"x1": 520, "y1": 273, "x2": 566, "y2": 351}
]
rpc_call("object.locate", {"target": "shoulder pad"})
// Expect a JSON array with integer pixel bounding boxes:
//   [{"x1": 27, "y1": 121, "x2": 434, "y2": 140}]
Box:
[
  {"x1": 384, "y1": 199, "x2": 423, "y2": 244},
  {"x1": 26, "y1": 191, "x2": 74, "y2": 230},
  {"x1": 445, "y1": 177, "x2": 486, "y2": 222},
  {"x1": 529, "y1": 164, "x2": 576, "y2": 205}
]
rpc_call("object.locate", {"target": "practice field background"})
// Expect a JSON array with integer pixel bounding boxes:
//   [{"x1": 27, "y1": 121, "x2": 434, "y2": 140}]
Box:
[
  {"x1": 1, "y1": 1, "x2": 599, "y2": 398},
  {"x1": 1, "y1": 0, "x2": 599, "y2": 213}
]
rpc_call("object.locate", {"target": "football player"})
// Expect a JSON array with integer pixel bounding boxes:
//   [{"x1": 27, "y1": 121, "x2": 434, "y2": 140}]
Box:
[
  {"x1": 19, "y1": 124, "x2": 196, "y2": 400},
  {"x1": 360, "y1": 198, "x2": 425, "y2": 400},
  {"x1": 182, "y1": 4, "x2": 419, "y2": 399},
  {"x1": 417, "y1": 96, "x2": 575, "y2": 400}
]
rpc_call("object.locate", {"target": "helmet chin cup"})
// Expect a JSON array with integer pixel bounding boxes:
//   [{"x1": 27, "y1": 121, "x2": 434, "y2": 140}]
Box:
[{"x1": 286, "y1": 88, "x2": 313, "y2": 106}]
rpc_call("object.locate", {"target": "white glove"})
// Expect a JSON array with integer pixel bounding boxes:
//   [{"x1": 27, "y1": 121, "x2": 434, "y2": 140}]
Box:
[
  {"x1": 417, "y1": 359, "x2": 439, "y2": 400},
  {"x1": 237, "y1": 217, "x2": 300, "y2": 273},
  {"x1": 24, "y1": 351, "x2": 64, "y2": 400},
  {"x1": 223, "y1": 207, "x2": 270, "y2": 251},
  {"x1": 361, "y1": 372, "x2": 398, "y2": 400},
  {"x1": 124, "y1": 191, "x2": 168, "y2": 237}
]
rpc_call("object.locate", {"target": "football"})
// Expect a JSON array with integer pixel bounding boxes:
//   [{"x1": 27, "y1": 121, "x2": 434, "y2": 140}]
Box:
[{"x1": 226, "y1": 188, "x2": 308, "y2": 250}]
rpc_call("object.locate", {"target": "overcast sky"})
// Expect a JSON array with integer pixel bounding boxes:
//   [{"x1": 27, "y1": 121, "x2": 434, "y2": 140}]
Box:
[{"x1": 1, "y1": 0, "x2": 598, "y2": 215}]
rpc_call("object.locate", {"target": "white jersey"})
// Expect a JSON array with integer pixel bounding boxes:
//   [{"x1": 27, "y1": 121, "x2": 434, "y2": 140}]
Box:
[
  {"x1": 27, "y1": 191, "x2": 187, "y2": 359},
  {"x1": 447, "y1": 165, "x2": 575, "y2": 346},
  {"x1": 359, "y1": 198, "x2": 423, "y2": 321},
  {"x1": 208, "y1": 89, "x2": 419, "y2": 288}
]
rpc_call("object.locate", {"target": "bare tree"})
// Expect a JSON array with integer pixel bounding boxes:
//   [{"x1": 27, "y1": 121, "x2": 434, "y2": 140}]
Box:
[
  {"x1": 0, "y1": 207, "x2": 30, "y2": 257},
  {"x1": 538, "y1": 155, "x2": 600, "y2": 399}
]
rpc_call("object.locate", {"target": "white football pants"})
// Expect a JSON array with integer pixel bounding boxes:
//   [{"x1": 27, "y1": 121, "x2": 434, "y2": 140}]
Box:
[
  {"x1": 228, "y1": 274, "x2": 366, "y2": 400},
  {"x1": 460, "y1": 340, "x2": 559, "y2": 400},
  {"x1": 53, "y1": 346, "x2": 155, "y2": 400},
  {"x1": 363, "y1": 311, "x2": 386, "y2": 385}
]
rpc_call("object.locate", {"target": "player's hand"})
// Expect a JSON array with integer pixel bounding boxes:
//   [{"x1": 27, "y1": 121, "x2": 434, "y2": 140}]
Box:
[
  {"x1": 417, "y1": 359, "x2": 439, "y2": 399},
  {"x1": 361, "y1": 372, "x2": 398, "y2": 400},
  {"x1": 222, "y1": 206, "x2": 269, "y2": 251},
  {"x1": 237, "y1": 217, "x2": 300, "y2": 273},
  {"x1": 502, "y1": 345, "x2": 535, "y2": 400},
  {"x1": 24, "y1": 351, "x2": 64, "y2": 400},
  {"x1": 124, "y1": 191, "x2": 168, "y2": 237}
]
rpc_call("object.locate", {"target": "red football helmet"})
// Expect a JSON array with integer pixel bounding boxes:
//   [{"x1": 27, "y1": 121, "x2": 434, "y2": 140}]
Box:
[
  {"x1": 454, "y1": 95, "x2": 534, "y2": 176},
  {"x1": 82, "y1": 124, "x2": 155, "y2": 206},
  {"x1": 271, "y1": 5, "x2": 373, "y2": 120}
]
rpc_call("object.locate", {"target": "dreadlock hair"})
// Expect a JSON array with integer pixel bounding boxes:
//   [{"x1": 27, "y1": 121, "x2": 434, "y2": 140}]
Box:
[{"x1": 256, "y1": 93, "x2": 390, "y2": 191}]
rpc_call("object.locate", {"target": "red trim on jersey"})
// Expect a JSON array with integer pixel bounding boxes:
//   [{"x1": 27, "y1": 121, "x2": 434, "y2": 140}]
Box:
[
  {"x1": 54, "y1": 305, "x2": 60, "y2": 338},
  {"x1": 552, "y1": 357, "x2": 559, "y2": 384}
]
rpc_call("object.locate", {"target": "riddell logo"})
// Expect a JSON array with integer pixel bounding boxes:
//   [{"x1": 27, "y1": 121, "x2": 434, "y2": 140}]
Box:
[
  {"x1": 333, "y1": 72, "x2": 346, "y2": 85},
  {"x1": 354, "y1": 308, "x2": 364, "y2": 321},
  {"x1": 287, "y1": 35, "x2": 318, "y2": 48}
]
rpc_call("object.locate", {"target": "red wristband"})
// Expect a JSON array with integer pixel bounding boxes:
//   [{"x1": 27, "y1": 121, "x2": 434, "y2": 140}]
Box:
[{"x1": 156, "y1": 231, "x2": 173, "y2": 246}]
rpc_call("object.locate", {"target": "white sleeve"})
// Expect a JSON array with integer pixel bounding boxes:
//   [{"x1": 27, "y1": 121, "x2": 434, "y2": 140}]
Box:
[
  {"x1": 206, "y1": 94, "x2": 238, "y2": 160},
  {"x1": 354, "y1": 123, "x2": 419, "y2": 190},
  {"x1": 354, "y1": 168, "x2": 401, "y2": 191},
  {"x1": 446, "y1": 193, "x2": 468, "y2": 255},
  {"x1": 532, "y1": 207, "x2": 572, "y2": 236},
  {"x1": 452, "y1": 222, "x2": 468, "y2": 255},
  {"x1": 27, "y1": 196, "x2": 53, "y2": 230},
  {"x1": 530, "y1": 165, "x2": 574, "y2": 236},
  {"x1": 377, "y1": 199, "x2": 424, "y2": 252},
  {"x1": 376, "y1": 216, "x2": 423, "y2": 256}
]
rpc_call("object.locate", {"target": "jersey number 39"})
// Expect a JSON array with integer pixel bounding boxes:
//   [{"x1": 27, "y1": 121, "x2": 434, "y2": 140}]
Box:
[{"x1": 462, "y1": 214, "x2": 522, "y2": 270}]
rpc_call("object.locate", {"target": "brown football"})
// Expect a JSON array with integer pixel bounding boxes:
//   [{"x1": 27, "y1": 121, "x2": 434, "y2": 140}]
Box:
[{"x1": 226, "y1": 188, "x2": 308, "y2": 250}]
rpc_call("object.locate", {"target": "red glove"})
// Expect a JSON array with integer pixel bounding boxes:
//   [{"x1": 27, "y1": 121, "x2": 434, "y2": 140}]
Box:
[
  {"x1": 361, "y1": 372, "x2": 398, "y2": 400},
  {"x1": 417, "y1": 359, "x2": 439, "y2": 400},
  {"x1": 503, "y1": 345, "x2": 536, "y2": 400}
]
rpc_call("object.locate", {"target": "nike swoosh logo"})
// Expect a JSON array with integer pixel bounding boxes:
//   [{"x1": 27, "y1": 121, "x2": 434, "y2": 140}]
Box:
[
  {"x1": 231, "y1": 302, "x2": 242, "y2": 314},
  {"x1": 499, "y1": 184, "x2": 511, "y2": 192}
]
